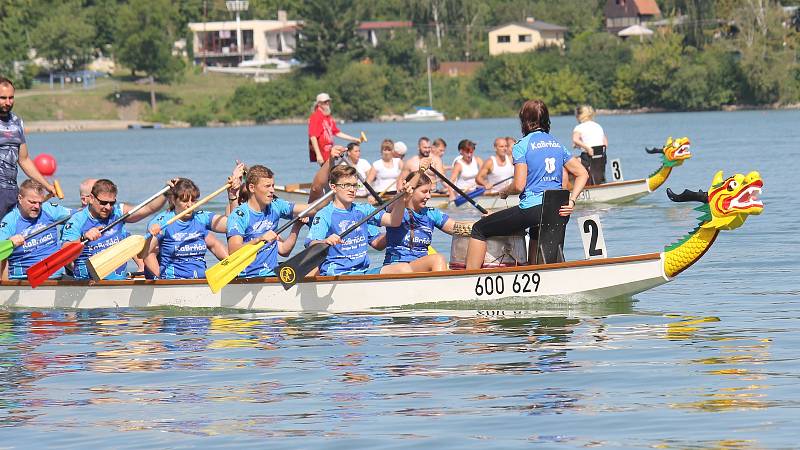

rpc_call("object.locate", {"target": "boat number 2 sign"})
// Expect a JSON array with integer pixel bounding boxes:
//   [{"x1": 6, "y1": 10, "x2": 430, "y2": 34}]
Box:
[
  {"x1": 577, "y1": 214, "x2": 608, "y2": 260},
  {"x1": 475, "y1": 273, "x2": 540, "y2": 296}
]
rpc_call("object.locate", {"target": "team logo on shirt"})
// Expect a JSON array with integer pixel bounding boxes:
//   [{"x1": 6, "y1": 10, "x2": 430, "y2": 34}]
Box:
[
  {"x1": 236, "y1": 210, "x2": 245, "y2": 217},
  {"x1": 338, "y1": 220, "x2": 358, "y2": 234},
  {"x1": 0, "y1": 221, "x2": 5, "y2": 229},
  {"x1": 313, "y1": 216, "x2": 320, "y2": 225},
  {"x1": 544, "y1": 157, "x2": 556, "y2": 173}
]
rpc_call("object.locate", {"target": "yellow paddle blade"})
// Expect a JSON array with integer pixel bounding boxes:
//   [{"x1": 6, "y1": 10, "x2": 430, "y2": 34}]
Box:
[
  {"x1": 206, "y1": 241, "x2": 265, "y2": 293},
  {"x1": 427, "y1": 245, "x2": 437, "y2": 255},
  {"x1": 87, "y1": 235, "x2": 146, "y2": 280}
]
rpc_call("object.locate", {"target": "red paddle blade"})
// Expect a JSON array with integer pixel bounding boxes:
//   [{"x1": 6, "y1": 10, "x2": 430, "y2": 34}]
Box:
[{"x1": 27, "y1": 241, "x2": 85, "y2": 288}]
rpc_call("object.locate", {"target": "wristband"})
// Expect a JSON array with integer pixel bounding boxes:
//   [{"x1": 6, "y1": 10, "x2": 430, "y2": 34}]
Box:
[{"x1": 568, "y1": 198, "x2": 576, "y2": 205}]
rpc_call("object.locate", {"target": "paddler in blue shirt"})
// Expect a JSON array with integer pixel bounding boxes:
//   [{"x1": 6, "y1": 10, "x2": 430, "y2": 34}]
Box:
[
  {"x1": 382, "y1": 173, "x2": 456, "y2": 272},
  {"x1": 0, "y1": 77, "x2": 58, "y2": 218},
  {"x1": 306, "y1": 165, "x2": 413, "y2": 276},
  {"x1": 0, "y1": 179, "x2": 71, "y2": 279},
  {"x1": 226, "y1": 165, "x2": 315, "y2": 278},
  {"x1": 144, "y1": 164, "x2": 243, "y2": 279},
  {"x1": 62, "y1": 178, "x2": 175, "y2": 280}
]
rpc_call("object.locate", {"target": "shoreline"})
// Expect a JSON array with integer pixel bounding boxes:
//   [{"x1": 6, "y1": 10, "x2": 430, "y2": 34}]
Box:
[{"x1": 24, "y1": 103, "x2": 800, "y2": 133}]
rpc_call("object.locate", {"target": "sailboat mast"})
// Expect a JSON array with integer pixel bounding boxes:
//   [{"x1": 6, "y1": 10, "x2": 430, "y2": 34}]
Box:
[{"x1": 427, "y1": 55, "x2": 433, "y2": 109}]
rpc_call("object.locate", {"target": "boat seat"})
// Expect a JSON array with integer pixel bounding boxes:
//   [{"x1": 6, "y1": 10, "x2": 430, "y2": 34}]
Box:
[
  {"x1": 589, "y1": 145, "x2": 607, "y2": 185},
  {"x1": 534, "y1": 189, "x2": 570, "y2": 264}
]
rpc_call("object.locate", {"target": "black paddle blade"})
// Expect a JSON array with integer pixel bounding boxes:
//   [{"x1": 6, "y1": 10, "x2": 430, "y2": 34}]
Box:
[
  {"x1": 666, "y1": 188, "x2": 709, "y2": 203},
  {"x1": 277, "y1": 243, "x2": 331, "y2": 290}
]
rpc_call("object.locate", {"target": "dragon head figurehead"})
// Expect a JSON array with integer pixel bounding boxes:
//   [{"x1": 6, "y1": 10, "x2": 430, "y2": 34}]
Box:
[
  {"x1": 662, "y1": 136, "x2": 692, "y2": 167},
  {"x1": 703, "y1": 170, "x2": 764, "y2": 230},
  {"x1": 663, "y1": 171, "x2": 764, "y2": 278}
]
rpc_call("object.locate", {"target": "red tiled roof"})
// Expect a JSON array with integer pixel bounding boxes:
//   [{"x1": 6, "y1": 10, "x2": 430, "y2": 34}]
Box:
[
  {"x1": 358, "y1": 21, "x2": 413, "y2": 30},
  {"x1": 633, "y1": 0, "x2": 660, "y2": 15}
]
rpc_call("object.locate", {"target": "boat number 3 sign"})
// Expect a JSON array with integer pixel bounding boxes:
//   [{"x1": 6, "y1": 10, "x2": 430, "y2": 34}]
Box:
[
  {"x1": 474, "y1": 273, "x2": 541, "y2": 297},
  {"x1": 610, "y1": 159, "x2": 623, "y2": 181},
  {"x1": 577, "y1": 214, "x2": 607, "y2": 260}
]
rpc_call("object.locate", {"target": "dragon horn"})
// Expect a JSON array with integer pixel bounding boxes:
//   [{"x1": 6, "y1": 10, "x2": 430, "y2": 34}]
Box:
[
  {"x1": 711, "y1": 170, "x2": 725, "y2": 188},
  {"x1": 666, "y1": 188, "x2": 709, "y2": 203},
  {"x1": 645, "y1": 146, "x2": 664, "y2": 154}
]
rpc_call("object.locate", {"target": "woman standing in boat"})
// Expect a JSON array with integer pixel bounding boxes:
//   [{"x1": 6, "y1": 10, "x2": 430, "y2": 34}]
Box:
[
  {"x1": 465, "y1": 99, "x2": 588, "y2": 269},
  {"x1": 572, "y1": 104, "x2": 608, "y2": 185},
  {"x1": 382, "y1": 173, "x2": 455, "y2": 272},
  {"x1": 143, "y1": 165, "x2": 243, "y2": 279}
]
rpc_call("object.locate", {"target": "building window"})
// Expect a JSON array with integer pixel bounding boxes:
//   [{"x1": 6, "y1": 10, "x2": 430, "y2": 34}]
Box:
[
  {"x1": 518, "y1": 34, "x2": 532, "y2": 42},
  {"x1": 497, "y1": 35, "x2": 510, "y2": 43}
]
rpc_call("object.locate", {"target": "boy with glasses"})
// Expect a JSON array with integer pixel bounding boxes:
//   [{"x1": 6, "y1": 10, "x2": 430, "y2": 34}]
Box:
[{"x1": 306, "y1": 165, "x2": 412, "y2": 276}]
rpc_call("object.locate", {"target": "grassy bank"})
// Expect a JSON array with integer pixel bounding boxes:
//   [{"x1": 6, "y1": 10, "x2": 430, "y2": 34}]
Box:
[{"x1": 14, "y1": 71, "x2": 249, "y2": 125}]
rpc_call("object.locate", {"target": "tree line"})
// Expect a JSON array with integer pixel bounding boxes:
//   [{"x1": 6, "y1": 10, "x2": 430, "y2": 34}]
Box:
[{"x1": 2, "y1": 0, "x2": 799, "y2": 123}]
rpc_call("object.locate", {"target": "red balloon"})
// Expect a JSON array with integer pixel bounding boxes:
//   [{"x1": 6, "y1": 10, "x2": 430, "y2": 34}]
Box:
[{"x1": 33, "y1": 153, "x2": 57, "y2": 177}]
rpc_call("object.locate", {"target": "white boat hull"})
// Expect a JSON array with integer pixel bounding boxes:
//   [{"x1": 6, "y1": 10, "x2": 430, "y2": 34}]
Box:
[{"x1": 0, "y1": 253, "x2": 669, "y2": 311}]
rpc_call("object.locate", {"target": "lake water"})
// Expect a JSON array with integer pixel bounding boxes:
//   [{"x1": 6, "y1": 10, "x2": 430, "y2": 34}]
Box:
[{"x1": 0, "y1": 110, "x2": 796, "y2": 447}]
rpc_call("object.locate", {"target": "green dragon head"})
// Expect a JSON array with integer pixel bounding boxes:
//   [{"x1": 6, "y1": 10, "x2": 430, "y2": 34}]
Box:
[
  {"x1": 702, "y1": 170, "x2": 764, "y2": 231},
  {"x1": 661, "y1": 136, "x2": 692, "y2": 167}
]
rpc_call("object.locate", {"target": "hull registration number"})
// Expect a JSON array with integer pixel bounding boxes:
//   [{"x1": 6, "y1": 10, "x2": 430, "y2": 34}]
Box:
[{"x1": 474, "y1": 273, "x2": 541, "y2": 297}]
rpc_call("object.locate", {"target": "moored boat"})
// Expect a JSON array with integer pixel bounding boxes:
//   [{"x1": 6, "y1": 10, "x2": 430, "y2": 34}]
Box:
[
  {"x1": 0, "y1": 170, "x2": 763, "y2": 311},
  {"x1": 403, "y1": 107, "x2": 446, "y2": 122}
]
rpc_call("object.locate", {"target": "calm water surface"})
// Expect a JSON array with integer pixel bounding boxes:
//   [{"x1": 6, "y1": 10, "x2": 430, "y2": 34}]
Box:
[{"x1": 0, "y1": 110, "x2": 796, "y2": 447}]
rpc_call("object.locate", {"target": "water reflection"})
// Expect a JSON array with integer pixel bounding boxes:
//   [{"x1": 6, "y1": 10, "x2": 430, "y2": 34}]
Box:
[{"x1": 0, "y1": 303, "x2": 789, "y2": 445}]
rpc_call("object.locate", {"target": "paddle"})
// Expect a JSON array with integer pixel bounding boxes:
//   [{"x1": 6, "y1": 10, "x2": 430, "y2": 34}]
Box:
[
  {"x1": 205, "y1": 188, "x2": 336, "y2": 293},
  {"x1": 0, "y1": 212, "x2": 75, "y2": 261},
  {"x1": 87, "y1": 182, "x2": 233, "y2": 281},
  {"x1": 428, "y1": 166, "x2": 489, "y2": 215},
  {"x1": 26, "y1": 185, "x2": 171, "y2": 288},
  {"x1": 452, "y1": 176, "x2": 514, "y2": 207},
  {"x1": 277, "y1": 169, "x2": 423, "y2": 291},
  {"x1": 53, "y1": 180, "x2": 64, "y2": 199}
]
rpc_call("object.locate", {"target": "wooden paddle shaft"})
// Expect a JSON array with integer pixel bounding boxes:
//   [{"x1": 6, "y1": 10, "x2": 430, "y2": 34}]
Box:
[
  {"x1": 84, "y1": 185, "x2": 171, "y2": 242},
  {"x1": 165, "y1": 183, "x2": 231, "y2": 226},
  {"x1": 429, "y1": 166, "x2": 489, "y2": 214}
]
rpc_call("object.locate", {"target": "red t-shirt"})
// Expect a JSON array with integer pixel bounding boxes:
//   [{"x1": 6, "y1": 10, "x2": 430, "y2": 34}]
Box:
[{"x1": 308, "y1": 109, "x2": 340, "y2": 163}]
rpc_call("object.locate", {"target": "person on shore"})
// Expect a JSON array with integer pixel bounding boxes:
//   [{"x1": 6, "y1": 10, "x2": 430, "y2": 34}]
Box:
[
  {"x1": 572, "y1": 105, "x2": 608, "y2": 185},
  {"x1": 79, "y1": 179, "x2": 97, "y2": 207},
  {"x1": 476, "y1": 137, "x2": 514, "y2": 192},
  {"x1": 0, "y1": 180, "x2": 71, "y2": 280},
  {"x1": 396, "y1": 137, "x2": 444, "y2": 190},
  {"x1": 226, "y1": 165, "x2": 312, "y2": 278},
  {"x1": 0, "y1": 77, "x2": 58, "y2": 218},
  {"x1": 343, "y1": 142, "x2": 372, "y2": 197},
  {"x1": 366, "y1": 139, "x2": 403, "y2": 195},
  {"x1": 307, "y1": 165, "x2": 413, "y2": 276},
  {"x1": 465, "y1": 99, "x2": 588, "y2": 269},
  {"x1": 449, "y1": 139, "x2": 483, "y2": 198},
  {"x1": 308, "y1": 92, "x2": 360, "y2": 165},
  {"x1": 143, "y1": 164, "x2": 243, "y2": 279},
  {"x1": 382, "y1": 173, "x2": 455, "y2": 272},
  {"x1": 62, "y1": 178, "x2": 175, "y2": 280},
  {"x1": 393, "y1": 141, "x2": 408, "y2": 160}
]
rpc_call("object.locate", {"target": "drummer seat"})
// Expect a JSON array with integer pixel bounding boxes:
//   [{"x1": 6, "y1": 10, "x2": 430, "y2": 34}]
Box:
[{"x1": 532, "y1": 189, "x2": 570, "y2": 264}]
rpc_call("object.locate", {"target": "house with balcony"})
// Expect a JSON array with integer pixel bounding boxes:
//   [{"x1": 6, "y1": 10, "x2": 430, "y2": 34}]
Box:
[
  {"x1": 487, "y1": 18, "x2": 567, "y2": 56},
  {"x1": 188, "y1": 11, "x2": 299, "y2": 67},
  {"x1": 357, "y1": 21, "x2": 414, "y2": 47},
  {"x1": 604, "y1": 0, "x2": 661, "y2": 34}
]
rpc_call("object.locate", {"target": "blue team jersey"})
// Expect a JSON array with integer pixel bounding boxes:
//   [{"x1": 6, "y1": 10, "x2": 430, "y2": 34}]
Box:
[
  {"x1": 0, "y1": 112, "x2": 25, "y2": 189},
  {"x1": 383, "y1": 207, "x2": 448, "y2": 265},
  {"x1": 62, "y1": 204, "x2": 130, "y2": 280},
  {"x1": 0, "y1": 202, "x2": 71, "y2": 279},
  {"x1": 149, "y1": 210, "x2": 218, "y2": 279},
  {"x1": 512, "y1": 131, "x2": 573, "y2": 209},
  {"x1": 307, "y1": 202, "x2": 385, "y2": 276},
  {"x1": 227, "y1": 199, "x2": 294, "y2": 278}
]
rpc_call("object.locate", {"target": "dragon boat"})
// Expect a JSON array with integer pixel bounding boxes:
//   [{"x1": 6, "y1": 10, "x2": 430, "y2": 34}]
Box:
[
  {"x1": 275, "y1": 137, "x2": 692, "y2": 210},
  {"x1": 0, "y1": 171, "x2": 763, "y2": 312}
]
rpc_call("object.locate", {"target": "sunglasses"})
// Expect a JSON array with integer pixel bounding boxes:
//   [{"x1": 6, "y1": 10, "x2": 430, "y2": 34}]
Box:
[
  {"x1": 334, "y1": 183, "x2": 359, "y2": 190},
  {"x1": 93, "y1": 195, "x2": 116, "y2": 207}
]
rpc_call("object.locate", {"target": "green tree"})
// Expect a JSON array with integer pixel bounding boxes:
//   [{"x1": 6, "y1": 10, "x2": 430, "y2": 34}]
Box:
[
  {"x1": 611, "y1": 33, "x2": 684, "y2": 108},
  {"x1": 116, "y1": 0, "x2": 185, "y2": 112},
  {"x1": 331, "y1": 62, "x2": 388, "y2": 121},
  {"x1": 0, "y1": 0, "x2": 33, "y2": 87},
  {"x1": 522, "y1": 67, "x2": 589, "y2": 114},
  {"x1": 229, "y1": 76, "x2": 320, "y2": 122},
  {"x1": 567, "y1": 31, "x2": 632, "y2": 108},
  {"x1": 31, "y1": 2, "x2": 96, "y2": 72},
  {"x1": 294, "y1": 0, "x2": 366, "y2": 74}
]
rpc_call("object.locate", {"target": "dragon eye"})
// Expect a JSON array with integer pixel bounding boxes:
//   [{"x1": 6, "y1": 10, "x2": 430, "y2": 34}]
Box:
[{"x1": 727, "y1": 180, "x2": 738, "y2": 191}]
